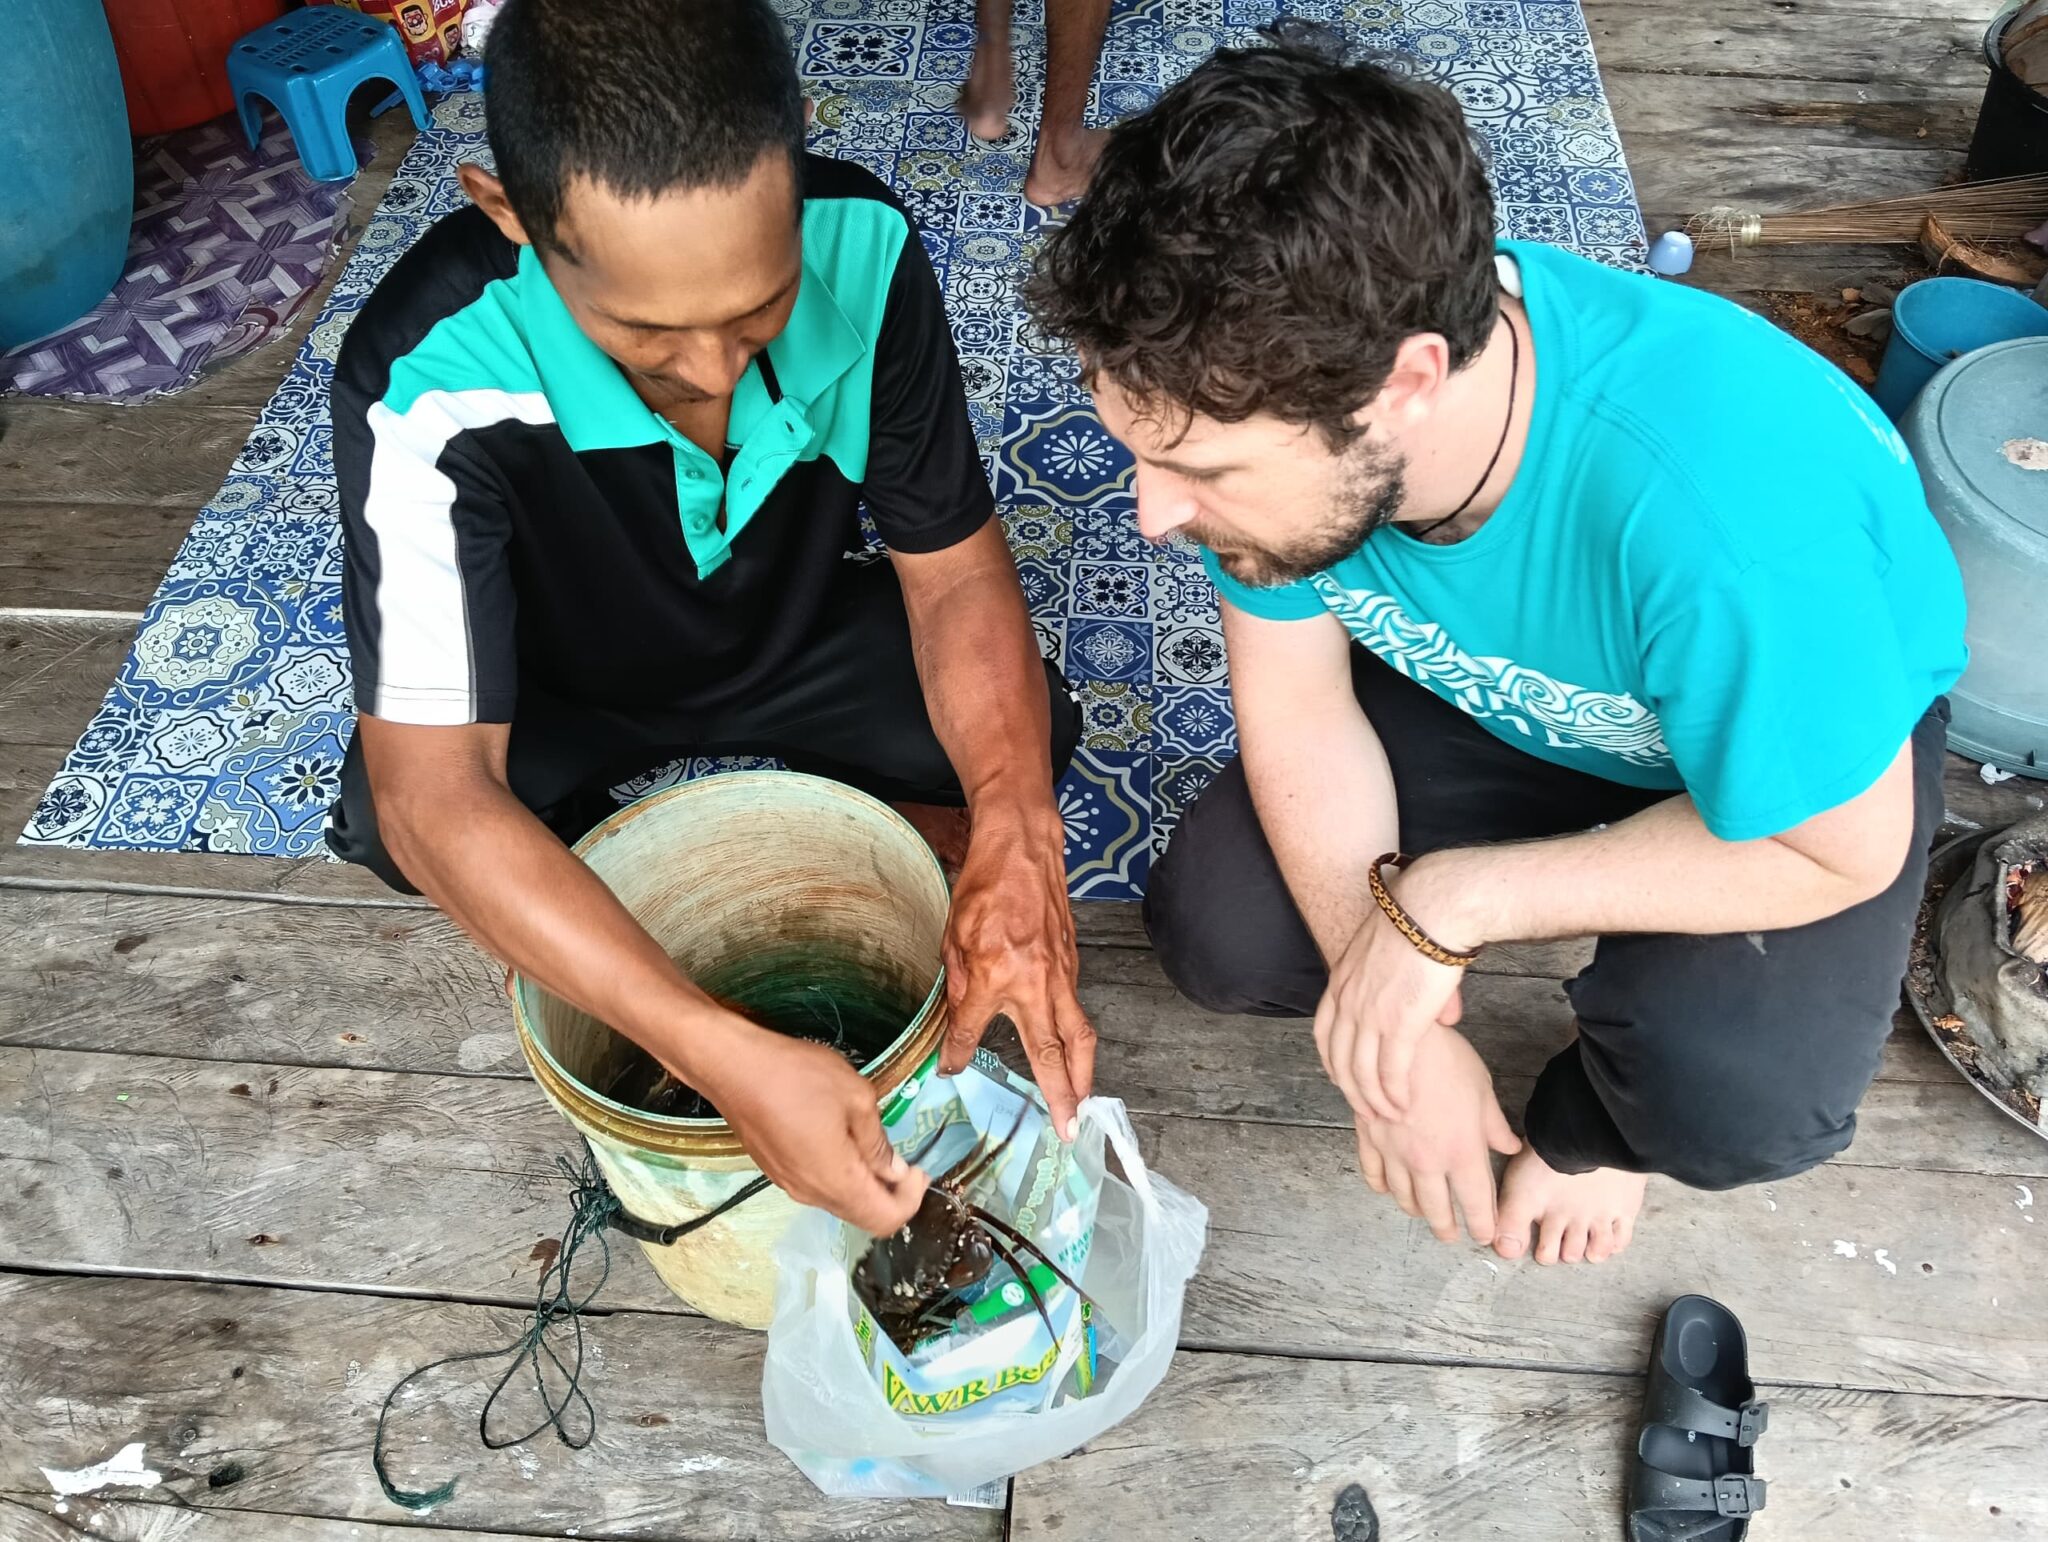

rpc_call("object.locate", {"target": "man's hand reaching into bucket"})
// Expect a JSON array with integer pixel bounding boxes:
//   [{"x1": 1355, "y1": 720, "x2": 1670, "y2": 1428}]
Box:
[
  {"x1": 940, "y1": 806, "x2": 1097, "y2": 1142},
  {"x1": 706, "y1": 1030, "x2": 930, "y2": 1235}
]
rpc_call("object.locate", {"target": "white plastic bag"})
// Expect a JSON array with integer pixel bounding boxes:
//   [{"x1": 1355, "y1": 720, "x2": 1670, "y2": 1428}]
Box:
[{"x1": 761, "y1": 1082, "x2": 1208, "y2": 1499}]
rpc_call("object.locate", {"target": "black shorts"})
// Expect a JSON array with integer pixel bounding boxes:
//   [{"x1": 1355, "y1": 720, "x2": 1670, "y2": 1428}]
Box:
[
  {"x1": 1143, "y1": 644, "x2": 1947, "y2": 1190},
  {"x1": 327, "y1": 557, "x2": 1080, "y2": 893}
]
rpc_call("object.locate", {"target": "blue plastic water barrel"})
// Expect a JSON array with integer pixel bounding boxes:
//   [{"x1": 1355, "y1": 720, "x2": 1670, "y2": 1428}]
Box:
[
  {"x1": 0, "y1": 0, "x2": 133, "y2": 351},
  {"x1": 1903, "y1": 336, "x2": 2048, "y2": 778}
]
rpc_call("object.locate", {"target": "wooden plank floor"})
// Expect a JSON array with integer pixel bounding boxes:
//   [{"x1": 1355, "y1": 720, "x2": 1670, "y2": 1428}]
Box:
[{"x1": 3, "y1": 18, "x2": 2046, "y2": 1541}]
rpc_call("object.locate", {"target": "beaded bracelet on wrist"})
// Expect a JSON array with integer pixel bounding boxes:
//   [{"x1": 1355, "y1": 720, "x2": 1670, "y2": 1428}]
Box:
[{"x1": 1367, "y1": 852, "x2": 1482, "y2": 968}]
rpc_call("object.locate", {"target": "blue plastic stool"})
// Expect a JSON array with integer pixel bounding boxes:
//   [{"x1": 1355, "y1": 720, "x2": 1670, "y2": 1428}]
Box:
[{"x1": 226, "y1": 5, "x2": 429, "y2": 183}]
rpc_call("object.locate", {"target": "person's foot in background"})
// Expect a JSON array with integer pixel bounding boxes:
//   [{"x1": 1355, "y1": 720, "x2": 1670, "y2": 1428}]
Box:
[
  {"x1": 963, "y1": 0, "x2": 1112, "y2": 206},
  {"x1": 959, "y1": 20, "x2": 1015, "y2": 141}
]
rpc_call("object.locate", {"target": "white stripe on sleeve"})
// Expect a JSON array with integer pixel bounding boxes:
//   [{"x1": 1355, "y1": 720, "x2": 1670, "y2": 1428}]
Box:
[{"x1": 362, "y1": 389, "x2": 556, "y2": 724}]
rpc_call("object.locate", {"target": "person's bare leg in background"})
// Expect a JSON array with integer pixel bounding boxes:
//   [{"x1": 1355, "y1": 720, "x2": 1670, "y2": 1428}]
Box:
[{"x1": 962, "y1": 0, "x2": 1112, "y2": 206}]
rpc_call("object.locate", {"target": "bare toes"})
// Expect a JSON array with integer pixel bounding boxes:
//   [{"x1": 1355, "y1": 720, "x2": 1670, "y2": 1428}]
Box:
[
  {"x1": 1534, "y1": 1216, "x2": 1565, "y2": 1266},
  {"x1": 1561, "y1": 1222, "x2": 1589, "y2": 1264}
]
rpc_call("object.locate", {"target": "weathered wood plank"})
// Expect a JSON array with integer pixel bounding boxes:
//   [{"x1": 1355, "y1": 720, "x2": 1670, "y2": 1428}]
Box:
[
  {"x1": 1148, "y1": 1111, "x2": 2048, "y2": 1396},
  {"x1": 0, "y1": 1047, "x2": 570, "y2": 1298},
  {"x1": 1608, "y1": 71, "x2": 1980, "y2": 160},
  {"x1": 1010, "y1": 1350, "x2": 2048, "y2": 1540},
  {"x1": 0, "y1": 1273, "x2": 997, "y2": 1542},
  {"x1": 0, "y1": 891, "x2": 1998, "y2": 1116},
  {"x1": 0, "y1": 892, "x2": 517, "y2": 1074},
  {"x1": 1606, "y1": 72, "x2": 1974, "y2": 235},
  {"x1": 1, "y1": 1493, "x2": 563, "y2": 1542},
  {"x1": 0, "y1": 618, "x2": 133, "y2": 752},
  {"x1": 1596, "y1": 0, "x2": 2005, "y2": 16},
  {"x1": 0, "y1": 402, "x2": 257, "y2": 509},
  {"x1": 1587, "y1": 0, "x2": 1986, "y2": 89},
  {"x1": 0, "y1": 503, "x2": 191, "y2": 615},
  {"x1": 3, "y1": 1047, "x2": 2043, "y2": 1397},
  {"x1": 1684, "y1": 242, "x2": 1936, "y2": 299}
]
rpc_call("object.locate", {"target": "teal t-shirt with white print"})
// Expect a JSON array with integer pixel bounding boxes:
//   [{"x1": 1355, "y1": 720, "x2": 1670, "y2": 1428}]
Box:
[{"x1": 1206, "y1": 241, "x2": 1967, "y2": 842}]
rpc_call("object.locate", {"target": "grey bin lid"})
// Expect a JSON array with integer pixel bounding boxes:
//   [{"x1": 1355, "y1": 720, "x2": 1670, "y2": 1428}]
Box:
[
  {"x1": 1915, "y1": 336, "x2": 2048, "y2": 540},
  {"x1": 1904, "y1": 334, "x2": 2048, "y2": 779}
]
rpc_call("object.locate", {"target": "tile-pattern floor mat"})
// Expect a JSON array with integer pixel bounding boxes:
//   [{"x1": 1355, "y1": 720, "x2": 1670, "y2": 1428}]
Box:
[
  {"x1": 0, "y1": 115, "x2": 361, "y2": 405},
  {"x1": 23, "y1": 0, "x2": 1643, "y2": 898}
]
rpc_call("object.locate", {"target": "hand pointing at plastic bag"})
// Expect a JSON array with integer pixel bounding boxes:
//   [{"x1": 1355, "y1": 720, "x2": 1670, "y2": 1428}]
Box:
[{"x1": 939, "y1": 811, "x2": 1097, "y2": 1141}]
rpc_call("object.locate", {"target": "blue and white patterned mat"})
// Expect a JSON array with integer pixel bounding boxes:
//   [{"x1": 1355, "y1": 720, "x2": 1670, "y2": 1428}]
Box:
[{"x1": 23, "y1": 0, "x2": 1642, "y2": 900}]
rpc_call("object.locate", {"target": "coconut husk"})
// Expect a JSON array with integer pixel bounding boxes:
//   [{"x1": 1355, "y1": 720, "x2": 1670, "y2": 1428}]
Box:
[{"x1": 1921, "y1": 213, "x2": 2048, "y2": 285}]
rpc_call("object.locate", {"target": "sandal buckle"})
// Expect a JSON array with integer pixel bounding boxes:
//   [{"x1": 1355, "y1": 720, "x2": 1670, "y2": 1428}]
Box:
[
  {"x1": 1736, "y1": 1398, "x2": 1769, "y2": 1447},
  {"x1": 1714, "y1": 1475, "x2": 1767, "y2": 1518}
]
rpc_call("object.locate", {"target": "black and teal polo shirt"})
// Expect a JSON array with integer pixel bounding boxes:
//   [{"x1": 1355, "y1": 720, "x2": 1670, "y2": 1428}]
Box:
[{"x1": 331, "y1": 154, "x2": 990, "y2": 727}]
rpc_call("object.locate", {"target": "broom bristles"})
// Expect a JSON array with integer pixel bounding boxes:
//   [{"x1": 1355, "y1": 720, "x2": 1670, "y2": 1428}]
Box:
[{"x1": 1685, "y1": 175, "x2": 2048, "y2": 248}]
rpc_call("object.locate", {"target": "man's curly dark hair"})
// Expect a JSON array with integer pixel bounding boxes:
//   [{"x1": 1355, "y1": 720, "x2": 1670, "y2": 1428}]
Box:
[{"x1": 1024, "y1": 26, "x2": 1498, "y2": 449}]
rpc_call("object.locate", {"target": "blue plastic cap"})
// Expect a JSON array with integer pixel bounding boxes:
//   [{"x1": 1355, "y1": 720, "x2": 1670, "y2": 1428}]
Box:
[{"x1": 1648, "y1": 231, "x2": 1695, "y2": 276}]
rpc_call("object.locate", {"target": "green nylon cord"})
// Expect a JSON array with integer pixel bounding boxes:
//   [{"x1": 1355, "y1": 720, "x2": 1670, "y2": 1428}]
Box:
[{"x1": 372, "y1": 1145, "x2": 770, "y2": 1511}]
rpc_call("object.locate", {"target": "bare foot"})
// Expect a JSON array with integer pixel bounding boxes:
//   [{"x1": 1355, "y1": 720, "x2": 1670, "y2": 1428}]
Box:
[
  {"x1": 891, "y1": 801, "x2": 971, "y2": 880},
  {"x1": 1493, "y1": 1146, "x2": 1647, "y2": 1265},
  {"x1": 959, "y1": 45, "x2": 1016, "y2": 142},
  {"x1": 1024, "y1": 125, "x2": 1109, "y2": 207}
]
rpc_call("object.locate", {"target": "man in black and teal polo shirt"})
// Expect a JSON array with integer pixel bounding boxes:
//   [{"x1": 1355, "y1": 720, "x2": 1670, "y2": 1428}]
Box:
[{"x1": 327, "y1": 0, "x2": 1093, "y2": 1234}]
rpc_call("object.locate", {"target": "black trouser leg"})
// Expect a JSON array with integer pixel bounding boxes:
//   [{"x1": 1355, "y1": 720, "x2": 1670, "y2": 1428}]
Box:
[
  {"x1": 1144, "y1": 644, "x2": 1663, "y2": 1013},
  {"x1": 1525, "y1": 705, "x2": 1947, "y2": 1187},
  {"x1": 1145, "y1": 644, "x2": 1949, "y2": 1188},
  {"x1": 326, "y1": 559, "x2": 1079, "y2": 893}
]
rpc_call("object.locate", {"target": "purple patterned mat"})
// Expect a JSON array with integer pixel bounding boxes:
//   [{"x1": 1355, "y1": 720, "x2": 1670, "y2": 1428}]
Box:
[{"x1": 0, "y1": 116, "x2": 358, "y2": 405}]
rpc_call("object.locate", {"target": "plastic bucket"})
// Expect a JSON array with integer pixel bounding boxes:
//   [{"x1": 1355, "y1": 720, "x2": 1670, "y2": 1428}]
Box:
[
  {"x1": 1872, "y1": 277, "x2": 2048, "y2": 420},
  {"x1": 1967, "y1": 11, "x2": 2048, "y2": 180},
  {"x1": 510, "y1": 771, "x2": 951, "y2": 1329}
]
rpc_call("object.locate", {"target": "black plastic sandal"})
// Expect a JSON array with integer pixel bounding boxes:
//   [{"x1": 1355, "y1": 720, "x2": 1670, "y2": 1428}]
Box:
[{"x1": 1627, "y1": 1295, "x2": 1769, "y2": 1542}]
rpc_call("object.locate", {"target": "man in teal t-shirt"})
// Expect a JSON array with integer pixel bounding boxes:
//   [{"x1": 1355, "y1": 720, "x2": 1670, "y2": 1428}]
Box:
[{"x1": 1029, "y1": 35, "x2": 1967, "y2": 1265}]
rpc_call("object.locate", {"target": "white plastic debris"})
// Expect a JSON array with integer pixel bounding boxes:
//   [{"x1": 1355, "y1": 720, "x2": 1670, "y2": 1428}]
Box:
[
  {"x1": 41, "y1": 1443, "x2": 162, "y2": 1498},
  {"x1": 1981, "y1": 763, "x2": 2019, "y2": 785}
]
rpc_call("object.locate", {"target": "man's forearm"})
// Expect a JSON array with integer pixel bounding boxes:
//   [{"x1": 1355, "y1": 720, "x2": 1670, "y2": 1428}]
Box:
[
  {"x1": 382, "y1": 780, "x2": 746, "y2": 1083},
  {"x1": 1241, "y1": 704, "x2": 1400, "y2": 963},
  {"x1": 1402, "y1": 757, "x2": 1913, "y2": 951},
  {"x1": 1221, "y1": 604, "x2": 1400, "y2": 964},
  {"x1": 900, "y1": 534, "x2": 1062, "y2": 833}
]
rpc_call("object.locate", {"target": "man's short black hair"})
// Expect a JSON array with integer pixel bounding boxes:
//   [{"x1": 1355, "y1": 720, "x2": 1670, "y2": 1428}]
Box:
[
  {"x1": 484, "y1": 0, "x2": 805, "y2": 254},
  {"x1": 1025, "y1": 24, "x2": 1498, "y2": 449}
]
